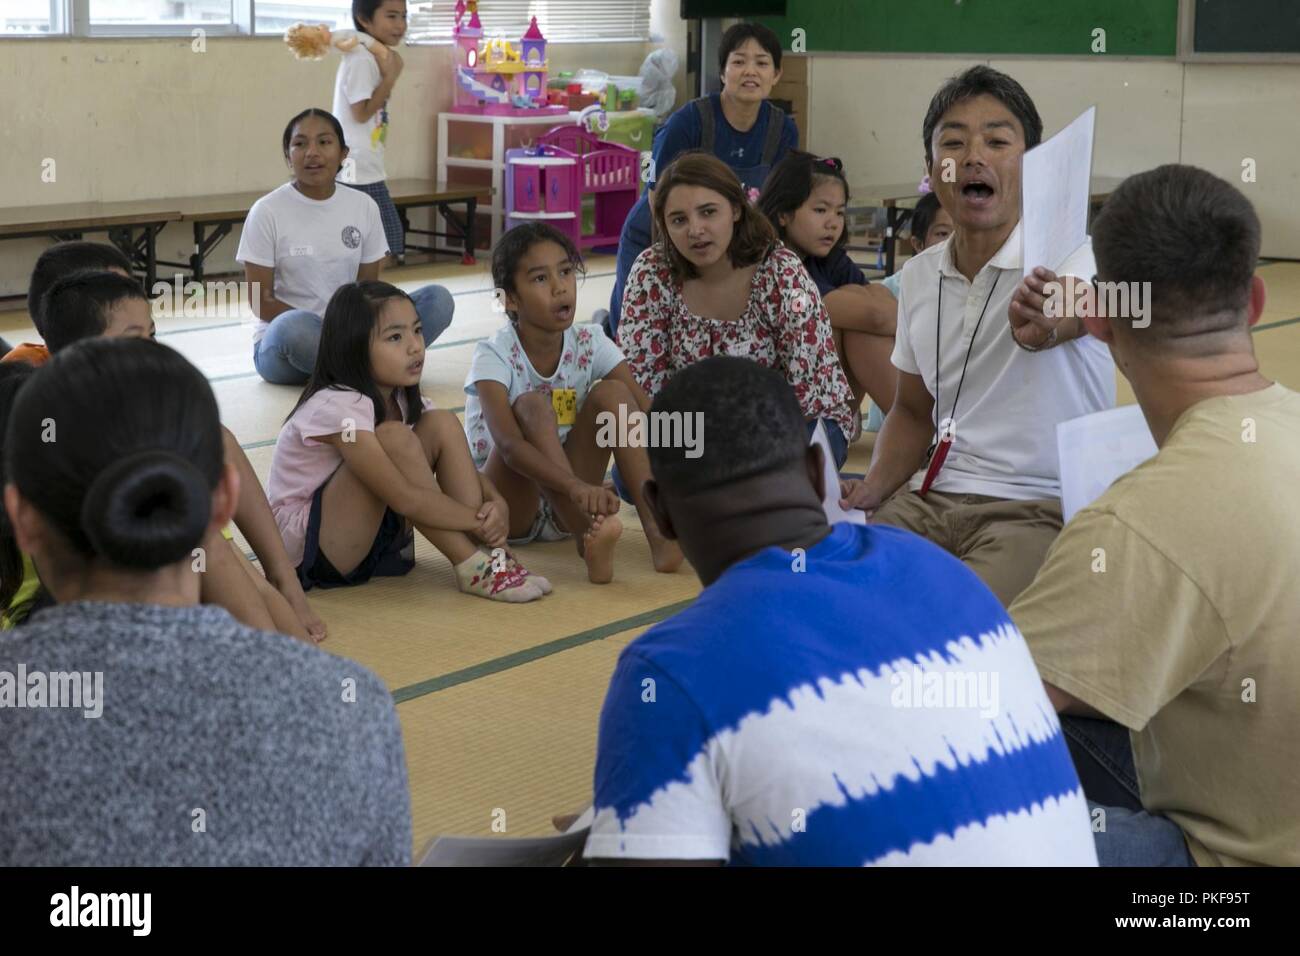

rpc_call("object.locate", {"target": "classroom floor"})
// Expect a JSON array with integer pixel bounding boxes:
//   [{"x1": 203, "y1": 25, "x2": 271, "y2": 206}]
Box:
[{"x1": 4, "y1": 254, "x2": 1299, "y2": 859}]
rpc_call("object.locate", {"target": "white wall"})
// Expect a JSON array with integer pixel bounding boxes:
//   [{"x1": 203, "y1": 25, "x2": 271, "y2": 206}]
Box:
[
  {"x1": 5, "y1": 20, "x2": 1300, "y2": 303},
  {"x1": 806, "y1": 55, "x2": 1300, "y2": 259},
  {"x1": 0, "y1": 0, "x2": 691, "y2": 301}
]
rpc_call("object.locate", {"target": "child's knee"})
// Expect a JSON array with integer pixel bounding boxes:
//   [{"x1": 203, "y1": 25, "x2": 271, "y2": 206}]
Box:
[
  {"x1": 419, "y1": 408, "x2": 461, "y2": 435},
  {"x1": 375, "y1": 420, "x2": 419, "y2": 451},
  {"x1": 586, "y1": 378, "x2": 633, "y2": 411},
  {"x1": 513, "y1": 391, "x2": 557, "y2": 432}
]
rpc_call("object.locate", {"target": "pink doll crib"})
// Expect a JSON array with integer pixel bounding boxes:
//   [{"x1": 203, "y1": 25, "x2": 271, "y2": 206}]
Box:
[{"x1": 505, "y1": 122, "x2": 639, "y2": 250}]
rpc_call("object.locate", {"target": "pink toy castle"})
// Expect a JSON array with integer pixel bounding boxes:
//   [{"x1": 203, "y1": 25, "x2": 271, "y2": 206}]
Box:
[
  {"x1": 452, "y1": 2, "x2": 567, "y2": 115},
  {"x1": 506, "y1": 123, "x2": 640, "y2": 251}
]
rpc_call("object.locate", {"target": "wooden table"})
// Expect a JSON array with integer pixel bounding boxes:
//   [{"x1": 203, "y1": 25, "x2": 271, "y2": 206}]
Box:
[{"x1": 850, "y1": 175, "x2": 1129, "y2": 276}]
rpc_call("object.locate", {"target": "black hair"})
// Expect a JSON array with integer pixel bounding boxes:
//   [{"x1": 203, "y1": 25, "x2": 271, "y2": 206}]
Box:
[
  {"x1": 352, "y1": 0, "x2": 401, "y2": 33},
  {"x1": 648, "y1": 356, "x2": 807, "y2": 497},
  {"x1": 41, "y1": 269, "x2": 149, "y2": 355},
  {"x1": 0, "y1": 361, "x2": 39, "y2": 618},
  {"x1": 718, "y1": 21, "x2": 783, "y2": 75},
  {"x1": 758, "y1": 152, "x2": 851, "y2": 257},
  {"x1": 287, "y1": 281, "x2": 423, "y2": 427},
  {"x1": 27, "y1": 242, "x2": 133, "y2": 337},
  {"x1": 353, "y1": 0, "x2": 384, "y2": 31},
  {"x1": 282, "y1": 108, "x2": 348, "y2": 160},
  {"x1": 922, "y1": 65, "x2": 1042, "y2": 167},
  {"x1": 1092, "y1": 164, "x2": 1261, "y2": 342},
  {"x1": 491, "y1": 222, "x2": 587, "y2": 324},
  {"x1": 4, "y1": 338, "x2": 223, "y2": 571},
  {"x1": 909, "y1": 192, "x2": 945, "y2": 246}
]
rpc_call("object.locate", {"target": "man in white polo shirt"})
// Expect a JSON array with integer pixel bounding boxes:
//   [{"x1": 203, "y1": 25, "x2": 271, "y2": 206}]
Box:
[{"x1": 841, "y1": 66, "x2": 1114, "y2": 606}]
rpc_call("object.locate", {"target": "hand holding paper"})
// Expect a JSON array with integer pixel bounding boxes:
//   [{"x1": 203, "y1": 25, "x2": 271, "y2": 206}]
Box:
[{"x1": 811, "y1": 420, "x2": 867, "y2": 525}]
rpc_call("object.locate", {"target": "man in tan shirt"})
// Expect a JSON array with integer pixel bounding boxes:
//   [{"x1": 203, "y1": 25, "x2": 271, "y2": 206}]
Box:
[{"x1": 1010, "y1": 164, "x2": 1300, "y2": 866}]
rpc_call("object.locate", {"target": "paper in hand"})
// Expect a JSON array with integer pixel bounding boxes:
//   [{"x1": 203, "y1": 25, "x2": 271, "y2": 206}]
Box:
[
  {"x1": 1056, "y1": 404, "x2": 1157, "y2": 524},
  {"x1": 812, "y1": 419, "x2": 866, "y2": 526},
  {"x1": 1021, "y1": 106, "x2": 1096, "y2": 279}
]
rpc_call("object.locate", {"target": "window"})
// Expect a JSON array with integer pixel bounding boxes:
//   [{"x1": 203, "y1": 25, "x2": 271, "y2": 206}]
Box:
[
  {"x1": 0, "y1": 0, "x2": 653, "y2": 39},
  {"x1": 408, "y1": 0, "x2": 651, "y2": 44},
  {"x1": 0, "y1": 0, "x2": 62, "y2": 34},
  {"x1": 255, "y1": 0, "x2": 352, "y2": 36},
  {"x1": 90, "y1": 0, "x2": 235, "y2": 27}
]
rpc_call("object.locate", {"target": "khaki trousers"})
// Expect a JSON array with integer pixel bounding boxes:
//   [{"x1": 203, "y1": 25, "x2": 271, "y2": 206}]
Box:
[{"x1": 870, "y1": 489, "x2": 1063, "y2": 607}]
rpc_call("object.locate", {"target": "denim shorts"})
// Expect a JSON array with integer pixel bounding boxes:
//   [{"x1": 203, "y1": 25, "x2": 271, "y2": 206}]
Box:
[{"x1": 296, "y1": 482, "x2": 415, "y2": 591}]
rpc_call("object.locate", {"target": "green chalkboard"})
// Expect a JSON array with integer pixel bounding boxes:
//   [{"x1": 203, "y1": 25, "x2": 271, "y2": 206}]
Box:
[
  {"x1": 757, "y1": 0, "x2": 1179, "y2": 56},
  {"x1": 1194, "y1": 0, "x2": 1300, "y2": 53}
]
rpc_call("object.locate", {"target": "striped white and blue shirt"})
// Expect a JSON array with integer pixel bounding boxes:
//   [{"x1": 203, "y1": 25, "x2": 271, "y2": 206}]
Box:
[{"x1": 586, "y1": 523, "x2": 1098, "y2": 866}]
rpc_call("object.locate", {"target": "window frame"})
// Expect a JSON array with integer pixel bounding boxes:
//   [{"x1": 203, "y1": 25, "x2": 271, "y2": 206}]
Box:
[{"x1": 3, "y1": 1, "x2": 652, "y2": 42}]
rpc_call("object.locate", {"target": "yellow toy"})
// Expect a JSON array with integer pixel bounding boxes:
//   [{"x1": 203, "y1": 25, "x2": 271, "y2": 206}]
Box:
[
  {"x1": 284, "y1": 22, "x2": 391, "y2": 63},
  {"x1": 485, "y1": 38, "x2": 521, "y2": 64}
]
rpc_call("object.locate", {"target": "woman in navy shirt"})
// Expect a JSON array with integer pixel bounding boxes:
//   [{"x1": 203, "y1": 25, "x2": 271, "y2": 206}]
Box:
[{"x1": 608, "y1": 22, "x2": 798, "y2": 335}]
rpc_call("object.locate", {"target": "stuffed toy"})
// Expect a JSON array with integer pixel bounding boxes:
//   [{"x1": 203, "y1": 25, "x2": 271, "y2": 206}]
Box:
[{"x1": 284, "y1": 23, "x2": 391, "y2": 64}]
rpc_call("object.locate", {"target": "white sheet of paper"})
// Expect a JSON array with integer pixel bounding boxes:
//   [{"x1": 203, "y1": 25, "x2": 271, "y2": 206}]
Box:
[
  {"x1": 417, "y1": 805, "x2": 594, "y2": 867},
  {"x1": 1021, "y1": 106, "x2": 1096, "y2": 279},
  {"x1": 812, "y1": 419, "x2": 866, "y2": 526},
  {"x1": 1056, "y1": 404, "x2": 1157, "y2": 524}
]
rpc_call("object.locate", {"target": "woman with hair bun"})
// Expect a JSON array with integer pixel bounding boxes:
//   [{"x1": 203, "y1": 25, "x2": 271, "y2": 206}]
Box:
[{"x1": 0, "y1": 338, "x2": 411, "y2": 865}]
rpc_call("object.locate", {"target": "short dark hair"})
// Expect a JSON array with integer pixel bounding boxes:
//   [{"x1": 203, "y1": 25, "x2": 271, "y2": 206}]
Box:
[
  {"x1": 41, "y1": 269, "x2": 148, "y2": 354},
  {"x1": 27, "y1": 241, "x2": 132, "y2": 336},
  {"x1": 651, "y1": 152, "x2": 777, "y2": 284},
  {"x1": 287, "y1": 280, "x2": 423, "y2": 427},
  {"x1": 491, "y1": 222, "x2": 587, "y2": 324},
  {"x1": 0, "y1": 361, "x2": 37, "y2": 615},
  {"x1": 1092, "y1": 164, "x2": 1261, "y2": 342},
  {"x1": 5, "y1": 338, "x2": 224, "y2": 570},
  {"x1": 922, "y1": 66, "x2": 1042, "y2": 167},
  {"x1": 718, "y1": 21, "x2": 783, "y2": 75},
  {"x1": 909, "y1": 191, "x2": 944, "y2": 245},
  {"x1": 352, "y1": 0, "x2": 394, "y2": 32},
  {"x1": 758, "y1": 152, "x2": 851, "y2": 257},
  {"x1": 648, "y1": 356, "x2": 807, "y2": 496},
  {"x1": 282, "y1": 107, "x2": 348, "y2": 159}
]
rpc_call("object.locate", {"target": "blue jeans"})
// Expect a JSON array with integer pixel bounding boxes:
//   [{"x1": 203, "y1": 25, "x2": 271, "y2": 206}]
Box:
[
  {"x1": 253, "y1": 284, "x2": 454, "y2": 385},
  {"x1": 609, "y1": 195, "x2": 652, "y2": 338},
  {"x1": 1061, "y1": 716, "x2": 1195, "y2": 867}
]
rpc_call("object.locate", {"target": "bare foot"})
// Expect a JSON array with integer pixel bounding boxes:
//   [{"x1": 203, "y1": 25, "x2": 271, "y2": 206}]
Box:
[
  {"x1": 645, "y1": 524, "x2": 683, "y2": 574},
  {"x1": 577, "y1": 513, "x2": 622, "y2": 584},
  {"x1": 281, "y1": 586, "x2": 327, "y2": 642}
]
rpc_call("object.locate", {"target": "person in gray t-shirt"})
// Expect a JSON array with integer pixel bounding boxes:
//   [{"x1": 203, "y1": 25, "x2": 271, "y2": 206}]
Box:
[{"x1": 0, "y1": 338, "x2": 411, "y2": 866}]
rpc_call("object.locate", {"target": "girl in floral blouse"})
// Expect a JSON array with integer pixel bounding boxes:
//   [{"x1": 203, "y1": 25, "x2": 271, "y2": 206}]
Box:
[
  {"x1": 618, "y1": 151, "x2": 856, "y2": 468},
  {"x1": 464, "y1": 223, "x2": 682, "y2": 584}
]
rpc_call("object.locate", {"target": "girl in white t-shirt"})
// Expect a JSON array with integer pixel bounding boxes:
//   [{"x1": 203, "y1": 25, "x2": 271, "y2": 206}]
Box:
[
  {"x1": 465, "y1": 223, "x2": 682, "y2": 585},
  {"x1": 268, "y1": 280, "x2": 549, "y2": 603},
  {"x1": 238, "y1": 108, "x2": 454, "y2": 386},
  {"x1": 334, "y1": 0, "x2": 407, "y2": 259}
]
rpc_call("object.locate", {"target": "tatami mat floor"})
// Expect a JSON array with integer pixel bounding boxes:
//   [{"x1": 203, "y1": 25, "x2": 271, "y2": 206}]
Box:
[{"x1": 3, "y1": 253, "x2": 1298, "y2": 856}]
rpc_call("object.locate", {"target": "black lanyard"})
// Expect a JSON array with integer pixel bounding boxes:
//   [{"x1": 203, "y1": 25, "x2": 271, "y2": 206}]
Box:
[{"x1": 931, "y1": 270, "x2": 1002, "y2": 455}]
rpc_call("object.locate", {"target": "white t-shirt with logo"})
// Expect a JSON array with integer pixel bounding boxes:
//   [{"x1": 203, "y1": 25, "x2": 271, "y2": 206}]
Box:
[
  {"x1": 333, "y1": 45, "x2": 388, "y2": 185},
  {"x1": 236, "y1": 182, "x2": 388, "y2": 343}
]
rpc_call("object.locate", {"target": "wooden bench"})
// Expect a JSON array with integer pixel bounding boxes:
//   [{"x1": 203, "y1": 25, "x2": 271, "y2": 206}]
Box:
[
  {"x1": 155, "y1": 178, "x2": 493, "y2": 281},
  {"x1": 0, "y1": 180, "x2": 492, "y2": 294},
  {"x1": 0, "y1": 198, "x2": 182, "y2": 290}
]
